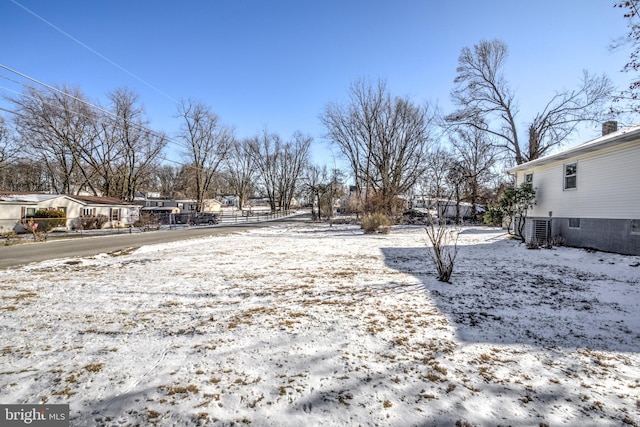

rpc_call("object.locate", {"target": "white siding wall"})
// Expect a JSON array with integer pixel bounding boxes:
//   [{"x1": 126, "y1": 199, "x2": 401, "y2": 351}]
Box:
[
  {"x1": 35, "y1": 198, "x2": 132, "y2": 228},
  {"x1": 36, "y1": 197, "x2": 84, "y2": 224},
  {"x1": 0, "y1": 203, "x2": 32, "y2": 232},
  {"x1": 516, "y1": 141, "x2": 640, "y2": 219}
]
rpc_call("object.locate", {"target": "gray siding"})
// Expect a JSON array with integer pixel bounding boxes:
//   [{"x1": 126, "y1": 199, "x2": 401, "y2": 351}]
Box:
[{"x1": 525, "y1": 216, "x2": 640, "y2": 255}]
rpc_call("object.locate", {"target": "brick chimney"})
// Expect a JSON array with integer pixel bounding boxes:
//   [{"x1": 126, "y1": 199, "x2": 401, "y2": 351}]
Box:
[{"x1": 602, "y1": 121, "x2": 618, "y2": 136}]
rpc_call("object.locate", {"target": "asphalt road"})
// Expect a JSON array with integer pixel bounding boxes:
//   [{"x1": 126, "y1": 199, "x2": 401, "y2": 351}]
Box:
[{"x1": 0, "y1": 213, "x2": 309, "y2": 270}]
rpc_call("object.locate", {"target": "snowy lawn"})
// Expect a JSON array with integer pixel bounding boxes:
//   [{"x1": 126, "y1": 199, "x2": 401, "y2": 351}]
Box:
[{"x1": 0, "y1": 222, "x2": 639, "y2": 426}]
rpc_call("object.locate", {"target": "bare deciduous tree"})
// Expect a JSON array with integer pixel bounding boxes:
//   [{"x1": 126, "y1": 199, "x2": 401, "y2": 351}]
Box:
[
  {"x1": 613, "y1": 0, "x2": 640, "y2": 114},
  {"x1": 451, "y1": 125, "x2": 499, "y2": 221},
  {"x1": 249, "y1": 129, "x2": 281, "y2": 212},
  {"x1": 223, "y1": 138, "x2": 256, "y2": 211},
  {"x1": 9, "y1": 85, "x2": 99, "y2": 194},
  {"x1": 277, "y1": 132, "x2": 312, "y2": 210},
  {"x1": 419, "y1": 146, "x2": 454, "y2": 200},
  {"x1": 102, "y1": 88, "x2": 166, "y2": 201},
  {"x1": 448, "y1": 39, "x2": 614, "y2": 165},
  {"x1": 305, "y1": 164, "x2": 345, "y2": 221},
  {"x1": 153, "y1": 164, "x2": 181, "y2": 198},
  {"x1": 321, "y1": 78, "x2": 434, "y2": 215},
  {"x1": 87, "y1": 88, "x2": 166, "y2": 201},
  {"x1": 0, "y1": 116, "x2": 18, "y2": 170},
  {"x1": 249, "y1": 129, "x2": 311, "y2": 211},
  {"x1": 304, "y1": 164, "x2": 324, "y2": 220},
  {"x1": 176, "y1": 99, "x2": 233, "y2": 211},
  {"x1": 0, "y1": 160, "x2": 48, "y2": 192}
]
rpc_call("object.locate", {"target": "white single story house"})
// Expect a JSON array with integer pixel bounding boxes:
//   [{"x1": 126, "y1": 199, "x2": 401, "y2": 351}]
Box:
[
  {"x1": 507, "y1": 121, "x2": 640, "y2": 255},
  {"x1": 0, "y1": 193, "x2": 139, "y2": 233}
]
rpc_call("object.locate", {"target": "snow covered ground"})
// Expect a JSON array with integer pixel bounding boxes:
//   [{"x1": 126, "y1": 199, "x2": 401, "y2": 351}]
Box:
[{"x1": 0, "y1": 221, "x2": 639, "y2": 426}]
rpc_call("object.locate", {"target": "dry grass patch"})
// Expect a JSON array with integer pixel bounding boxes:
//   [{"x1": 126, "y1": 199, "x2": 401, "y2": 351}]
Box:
[
  {"x1": 84, "y1": 363, "x2": 103, "y2": 372},
  {"x1": 107, "y1": 247, "x2": 139, "y2": 257},
  {"x1": 2, "y1": 291, "x2": 38, "y2": 303},
  {"x1": 228, "y1": 306, "x2": 276, "y2": 329},
  {"x1": 146, "y1": 409, "x2": 160, "y2": 419},
  {"x1": 52, "y1": 386, "x2": 77, "y2": 397},
  {"x1": 161, "y1": 384, "x2": 199, "y2": 396}
]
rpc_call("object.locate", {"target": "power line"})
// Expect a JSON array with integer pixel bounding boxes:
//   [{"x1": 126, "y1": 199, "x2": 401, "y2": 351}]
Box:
[
  {"x1": 0, "y1": 65, "x2": 115, "y2": 120},
  {"x1": 0, "y1": 67, "x2": 234, "y2": 177},
  {"x1": 9, "y1": 0, "x2": 179, "y2": 105},
  {"x1": 0, "y1": 64, "x2": 197, "y2": 157}
]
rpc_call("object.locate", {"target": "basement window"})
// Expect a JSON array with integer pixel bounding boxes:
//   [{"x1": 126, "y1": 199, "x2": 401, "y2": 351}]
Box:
[
  {"x1": 569, "y1": 218, "x2": 580, "y2": 229},
  {"x1": 564, "y1": 162, "x2": 577, "y2": 190},
  {"x1": 632, "y1": 220, "x2": 640, "y2": 235}
]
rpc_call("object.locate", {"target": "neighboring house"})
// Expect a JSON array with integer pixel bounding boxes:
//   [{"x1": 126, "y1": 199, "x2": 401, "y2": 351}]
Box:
[
  {"x1": 138, "y1": 197, "x2": 222, "y2": 214},
  {"x1": 66, "y1": 195, "x2": 139, "y2": 229},
  {"x1": 410, "y1": 197, "x2": 485, "y2": 220},
  {"x1": 437, "y1": 201, "x2": 485, "y2": 220},
  {"x1": 507, "y1": 121, "x2": 640, "y2": 255},
  {"x1": 137, "y1": 197, "x2": 222, "y2": 224},
  {"x1": 0, "y1": 192, "x2": 138, "y2": 232}
]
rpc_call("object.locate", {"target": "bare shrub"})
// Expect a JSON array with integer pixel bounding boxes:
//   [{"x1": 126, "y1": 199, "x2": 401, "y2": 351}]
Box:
[
  {"x1": 1, "y1": 231, "x2": 18, "y2": 246},
  {"x1": 425, "y1": 215, "x2": 459, "y2": 283},
  {"x1": 527, "y1": 238, "x2": 540, "y2": 250},
  {"x1": 80, "y1": 215, "x2": 108, "y2": 230},
  {"x1": 134, "y1": 213, "x2": 160, "y2": 231},
  {"x1": 361, "y1": 213, "x2": 391, "y2": 234}
]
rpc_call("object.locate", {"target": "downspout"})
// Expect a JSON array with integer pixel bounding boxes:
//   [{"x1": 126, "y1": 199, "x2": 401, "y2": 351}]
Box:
[{"x1": 505, "y1": 170, "x2": 517, "y2": 236}]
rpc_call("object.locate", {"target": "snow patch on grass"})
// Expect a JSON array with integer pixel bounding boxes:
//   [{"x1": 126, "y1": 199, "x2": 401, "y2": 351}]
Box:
[{"x1": 0, "y1": 222, "x2": 638, "y2": 426}]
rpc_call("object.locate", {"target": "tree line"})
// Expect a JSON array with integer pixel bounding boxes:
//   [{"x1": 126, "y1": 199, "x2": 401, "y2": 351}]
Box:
[
  {"x1": 0, "y1": 37, "x2": 625, "y2": 218},
  {"x1": 0, "y1": 87, "x2": 311, "y2": 213}
]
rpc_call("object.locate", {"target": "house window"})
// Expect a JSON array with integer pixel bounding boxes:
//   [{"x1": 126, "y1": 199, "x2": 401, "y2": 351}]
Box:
[
  {"x1": 82, "y1": 208, "x2": 95, "y2": 217},
  {"x1": 569, "y1": 218, "x2": 580, "y2": 228},
  {"x1": 110, "y1": 208, "x2": 120, "y2": 221},
  {"x1": 22, "y1": 207, "x2": 36, "y2": 218},
  {"x1": 524, "y1": 173, "x2": 533, "y2": 184},
  {"x1": 57, "y1": 207, "x2": 66, "y2": 215},
  {"x1": 157, "y1": 201, "x2": 164, "y2": 207},
  {"x1": 564, "y1": 162, "x2": 577, "y2": 190},
  {"x1": 632, "y1": 220, "x2": 640, "y2": 235}
]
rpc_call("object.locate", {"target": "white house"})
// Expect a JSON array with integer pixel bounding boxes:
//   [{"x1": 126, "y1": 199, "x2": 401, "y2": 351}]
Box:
[
  {"x1": 507, "y1": 122, "x2": 640, "y2": 255},
  {"x1": 0, "y1": 193, "x2": 138, "y2": 233}
]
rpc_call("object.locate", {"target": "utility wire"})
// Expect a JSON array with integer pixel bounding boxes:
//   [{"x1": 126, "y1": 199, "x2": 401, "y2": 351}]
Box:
[
  {"x1": 0, "y1": 69, "x2": 230, "y2": 176},
  {"x1": 9, "y1": 0, "x2": 179, "y2": 105},
  {"x1": 0, "y1": 65, "x2": 209, "y2": 158}
]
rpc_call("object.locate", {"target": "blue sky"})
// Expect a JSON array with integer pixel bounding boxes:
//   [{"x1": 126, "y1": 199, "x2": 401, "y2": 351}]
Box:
[{"x1": 0, "y1": 1, "x2": 634, "y2": 166}]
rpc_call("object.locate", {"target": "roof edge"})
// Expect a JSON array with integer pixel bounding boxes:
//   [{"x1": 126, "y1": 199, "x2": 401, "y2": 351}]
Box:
[{"x1": 507, "y1": 124, "x2": 640, "y2": 173}]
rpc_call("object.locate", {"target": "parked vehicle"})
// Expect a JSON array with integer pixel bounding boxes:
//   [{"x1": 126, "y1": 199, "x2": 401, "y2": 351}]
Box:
[
  {"x1": 189, "y1": 213, "x2": 219, "y2": 225},
  {"x1": 402, "y1": 208, "x2": 433, "y2": 225}
]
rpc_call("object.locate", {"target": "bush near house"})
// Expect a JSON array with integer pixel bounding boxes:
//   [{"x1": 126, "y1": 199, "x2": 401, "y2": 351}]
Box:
[
  {"x1": 483, "y1": 204, "x2": 504, "y2": 227},
  {"x1": 484, "y1": 183, "x2": 535, "y2": 242},
  {"x1": 80, "y1": 215, "x2": 109, "y2": 230},
  {"x1": 26, "y1": 209, "x2": 66, "y2": 234}
]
